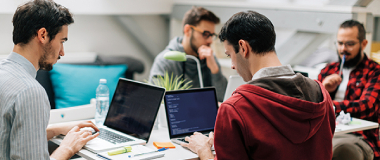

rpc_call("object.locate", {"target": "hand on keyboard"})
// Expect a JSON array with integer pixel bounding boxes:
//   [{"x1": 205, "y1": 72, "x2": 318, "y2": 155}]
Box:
[
  {"x1": 181, "y1": 132, "x2": 214, "y2": 155},
  {"x1": 51, "y1": 126, "x2": 99, "y2": 159},
  {"x1": 80, "y1": 127, "x2": 97, "y2": 135}
]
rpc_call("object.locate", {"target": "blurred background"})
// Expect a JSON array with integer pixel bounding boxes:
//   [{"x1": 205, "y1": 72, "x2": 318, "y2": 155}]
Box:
[{"x1": 1, "y1": 0, "x2": 380, "y2": 80}]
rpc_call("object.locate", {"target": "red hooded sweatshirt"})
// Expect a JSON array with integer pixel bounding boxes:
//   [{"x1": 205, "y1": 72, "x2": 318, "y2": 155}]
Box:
[{"x1": 214, "y1": 74, "x2": 335, "y2": 160}]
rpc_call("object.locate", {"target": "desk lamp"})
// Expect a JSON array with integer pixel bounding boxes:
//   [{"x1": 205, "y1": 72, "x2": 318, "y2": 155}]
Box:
[{"x1": 163, "y1": 51, "x2": 203, "y2": 88}]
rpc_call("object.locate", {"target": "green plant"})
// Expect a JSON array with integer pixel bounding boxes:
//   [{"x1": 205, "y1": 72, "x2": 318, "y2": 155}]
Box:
[{"x1": 147, "y1": 72, "x2": 192, "y2": 91}]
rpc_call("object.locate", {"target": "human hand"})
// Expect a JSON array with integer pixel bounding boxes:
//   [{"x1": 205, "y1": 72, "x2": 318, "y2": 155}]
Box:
[
  {"x1": 198, "y1": 45, "x2": 219, "y2": 74},
  {"x1": 322, "y1": 74, "x2": 342, "y2": 92},
  {"x1": 51, "y1": 126, "x2": 99, "y2": 160},
  {"x1": 55, "y1": 120, "x2": 99, "y2": 136},
  {"x1": 181, "y1": 132, "x2": 214, "y2": 156}
]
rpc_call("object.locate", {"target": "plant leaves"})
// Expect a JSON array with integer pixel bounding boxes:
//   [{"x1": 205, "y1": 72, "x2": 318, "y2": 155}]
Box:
[{"x1": 146, "y1": 71, "x2": 193, "y2": 91}]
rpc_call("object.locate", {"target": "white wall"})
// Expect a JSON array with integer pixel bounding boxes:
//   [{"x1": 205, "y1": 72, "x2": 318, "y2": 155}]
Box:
[
  {"x1": 0, "y1": 14, "x2": 166, "y2": 81},
  {"x1": 0, "y1": 0, "x2": 173, "y2": 15},
  {"x1": 0, "y1": 14, "x2": 14, "y2": 55},
  {"x1": 0, "y1": 0, "x2": 174, "y2": 81},
  {"x1": 66, "y1": 15, "x2": 154, "y2": 81}
]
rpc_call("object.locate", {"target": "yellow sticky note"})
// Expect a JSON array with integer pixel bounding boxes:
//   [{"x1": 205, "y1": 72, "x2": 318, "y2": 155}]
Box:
[{"x1": 153, "y1": 141, "x2": 176, "y2": 149}]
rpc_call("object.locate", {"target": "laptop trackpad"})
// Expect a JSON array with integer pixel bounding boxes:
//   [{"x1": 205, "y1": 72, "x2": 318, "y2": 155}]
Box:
[{"x1": 84, "y1": 138, "x2": 114, "y2": 148}]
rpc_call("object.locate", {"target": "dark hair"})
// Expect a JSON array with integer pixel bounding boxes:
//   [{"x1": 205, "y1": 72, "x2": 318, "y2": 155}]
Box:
[
  {"x1": 182, "y1": 6, "x2": 220, "y2": 27},
  {"x1": 12, "y1": 0, "x2": 74, "y2": 45},
  {"x1": 340, "y1": 20, "x2": 366, "y2": 42},
  {"x1": 219, "y1": 11, "x2": 276, "y2": 55}
]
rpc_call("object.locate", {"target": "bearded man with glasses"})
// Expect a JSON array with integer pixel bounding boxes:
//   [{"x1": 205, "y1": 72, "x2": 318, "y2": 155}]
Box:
[
  {"x1": 149, "y1": 6, "x2": 227, "y2": 102},
  {"x1": 318, "y1": 20, "x2": 380, "y2": 160}
]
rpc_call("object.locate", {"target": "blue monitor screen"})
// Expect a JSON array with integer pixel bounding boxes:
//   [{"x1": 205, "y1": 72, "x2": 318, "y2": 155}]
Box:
[{"x1": 164, "y1": 89, "x2": 218, "y2": 136}]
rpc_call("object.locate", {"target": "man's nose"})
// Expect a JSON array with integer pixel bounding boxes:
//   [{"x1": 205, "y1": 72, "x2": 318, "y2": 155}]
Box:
[
  {"x1": 206, "y1": 36, "x2": 213, "y2": 44},
  {"x1": 60, "y1": 47, "x2": 65, "y2": 56},
  {"x1": 340, "y1": 44, "x2": 349, "y2": 53}
]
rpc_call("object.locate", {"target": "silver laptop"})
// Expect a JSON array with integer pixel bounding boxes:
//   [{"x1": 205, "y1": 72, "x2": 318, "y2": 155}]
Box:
[
  {"x1": 164, "y1": 88, "x2": 218, "y2": 145},
  {"x1": 61, "y1": 78, "x2": 165, "y2": 153},
  {"x1": 223, "y1": 75, "x2": 245, "y2": 102}
]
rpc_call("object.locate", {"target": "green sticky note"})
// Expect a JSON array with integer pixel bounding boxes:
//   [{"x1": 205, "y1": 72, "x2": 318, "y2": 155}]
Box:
[
  {"x1": 350, "y1": 121, "x2": 361, "y2": 125},
  {"x1": 107, "y1": 146, "x2": 132, "y2": 156}
]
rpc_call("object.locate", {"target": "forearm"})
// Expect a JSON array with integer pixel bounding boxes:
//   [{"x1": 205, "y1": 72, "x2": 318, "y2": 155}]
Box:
[
  {"x1": 50, "y1": 146, "x2": 74, "y2": 160},
  {"x1": 334, "y1": 98, "x2": 379, "y2": 118},
  {"x1": 47, "y1": 125, "x2": 57, "y2": 140},
  {"x1": 334, "y1": 78, "x2": 380, "y2": 116},
  {"x1": 209, "y1": 63, "x2": 219, "y2": 74},
  {"x1": 47, "y1": 124, "x2": 65, "y2": 140},
  {"x1": 198, "y1": 147, "x2": 214, "y2": 160}
]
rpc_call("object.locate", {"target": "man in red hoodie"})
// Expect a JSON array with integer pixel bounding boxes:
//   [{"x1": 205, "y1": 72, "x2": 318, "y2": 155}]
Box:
[{"x1": 181, "y1": 11, "x2": 336, "y2": 160}]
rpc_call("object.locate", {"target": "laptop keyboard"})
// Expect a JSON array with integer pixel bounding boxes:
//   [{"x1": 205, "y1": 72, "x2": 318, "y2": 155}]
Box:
[
  {"x1": 177, "y1": 138, "x2": 188, "y2": 143},
  {"x1": 177, "y1": 133, "x2": 209, "y2": 143},
  {"x1": 98, "y1": 128, "x2": 134, "y2": 144}
]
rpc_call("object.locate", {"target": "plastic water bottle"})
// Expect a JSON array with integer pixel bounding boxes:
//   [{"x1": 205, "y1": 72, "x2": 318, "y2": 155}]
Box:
[{"x1": 95, "y1": 79, "x2": 109, "y2": 126}]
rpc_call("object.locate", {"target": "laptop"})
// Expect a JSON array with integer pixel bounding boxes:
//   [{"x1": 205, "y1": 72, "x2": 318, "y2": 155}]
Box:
[
  {"x1": 58, "y1": 78, "x2": 165, "y2": 153},
  {"x1": 164, "y1": 88, "x2": 218, "y2": 145},
  {"x1": 49, "y1": 102, "x2": 96, "y2": 124},
  {"x1": 223, "y1": 75, "x2": 245, "y2": 102}
]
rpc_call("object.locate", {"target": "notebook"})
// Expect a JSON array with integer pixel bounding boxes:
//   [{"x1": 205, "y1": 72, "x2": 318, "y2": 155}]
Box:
[
  {"x1": 56, "y1": 78, "x2": 165, "y2": 153},
  {"x1": 97, "y1": 145, "x2": 165, "y2": 160},
  {"x1": 164, "y1": 88, "x2": 218, "y2": 145},
  {"x1": 223, "y1": 75, "x2": 245, "y2": 102}
]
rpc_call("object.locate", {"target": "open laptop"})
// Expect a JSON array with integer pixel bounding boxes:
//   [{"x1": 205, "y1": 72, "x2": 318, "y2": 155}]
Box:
[
  {"x1": 58, "y1": 78, "x2": 165, "y2": 153},
  {"x1": 164, "y1": 88, "x2": 218, "y2": 145},
  {"x1": 223, "y1": 75, "x2": 245, "y2": 102},
  {"x1": 49, "y1": 103, "x2": 95, "y2": 124}
]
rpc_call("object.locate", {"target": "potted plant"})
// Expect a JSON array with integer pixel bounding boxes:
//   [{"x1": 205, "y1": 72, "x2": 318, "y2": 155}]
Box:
[
  {"x1": 150, "y1": 72, "x2": 192, "y2": 91},
  {"x1": 148, "y1": 71, "x2": 192, "y2": 128}
]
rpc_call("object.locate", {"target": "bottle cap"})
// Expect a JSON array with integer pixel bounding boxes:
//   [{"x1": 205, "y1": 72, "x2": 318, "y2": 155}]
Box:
[{"x1": 100, "y1": 79, "x2": 107, "y2": 83}]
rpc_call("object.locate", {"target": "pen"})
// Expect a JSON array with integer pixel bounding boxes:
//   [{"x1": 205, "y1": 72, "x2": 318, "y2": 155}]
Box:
[
  {"x1": 107, "y1": 146, "x2": 132, "y2": 156},
  {"x1": 97, "y1": 154, "x2": 111, "y2": 160},
  {"x1": 128, "y1": 147, "x2": 168, "y2": 158},
  {"x1": 339, "y1": 55, "x2": 346, "y2": 76}
]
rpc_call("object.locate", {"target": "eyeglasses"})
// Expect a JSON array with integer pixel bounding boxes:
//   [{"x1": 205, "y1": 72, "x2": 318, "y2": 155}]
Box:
[
  {"x1": 189, "y1": 25, "x2": 217, "y2": 40},
  {"x1": 335, "y1": 41, "x2": 359, "y2": 50}
]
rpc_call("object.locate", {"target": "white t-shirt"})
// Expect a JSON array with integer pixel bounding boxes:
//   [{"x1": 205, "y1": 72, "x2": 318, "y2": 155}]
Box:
[{"x1": 334, "y1": 67, "x2": 354, "y2": 101}]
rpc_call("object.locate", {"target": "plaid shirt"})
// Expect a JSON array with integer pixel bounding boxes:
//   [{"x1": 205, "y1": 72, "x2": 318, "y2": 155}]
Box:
[{"x1": 318, "y1": 54, "x2": 380, "y2": 158}]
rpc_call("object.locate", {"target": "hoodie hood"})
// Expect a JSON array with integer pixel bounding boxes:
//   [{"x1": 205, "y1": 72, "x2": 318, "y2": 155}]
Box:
[
  {"x1": 165, "y1": 37, "x2": 185, "y2": 52},
  {"x1": 232, "y1": 79, "x2": 333, "y2": 144}
]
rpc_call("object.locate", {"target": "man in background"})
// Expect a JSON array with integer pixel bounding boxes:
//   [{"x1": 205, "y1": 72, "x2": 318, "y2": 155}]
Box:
[
  {"x1": 318, "y1": 20, "x2": 380, "y2": 160},
  {"x1": 149, "y1": 6, "x2": 227, "y2": 102},
  {"x1": 0, "y1": 0, "x2": 99, "y2": 159},
  {"x1": 182, "y1": 11, "x2": 335, "y2": 160}
]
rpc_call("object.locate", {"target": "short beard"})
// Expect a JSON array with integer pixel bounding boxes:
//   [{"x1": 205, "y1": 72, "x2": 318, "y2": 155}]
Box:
[
  {"x1": 338, "y1": 47, "x2": 362, "y2": 69},
  {"x1": 39, "y1": 42, "x2": 54, "y2": 71},
  {"x1": 189, "y1": 30, "x2": 199, "y2": 57}
]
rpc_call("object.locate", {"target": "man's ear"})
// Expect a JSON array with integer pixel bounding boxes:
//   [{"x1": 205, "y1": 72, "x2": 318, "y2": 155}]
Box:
[
  {"x1": 36, "y1": 28, "x2": 49, "y2": 44},
  {"x1": 361, "y1": 39, "x2": 368, "y2": 50},
  {"x1": 238, "y1": 40, "x2": 250, "y2": 58},
  {"x1": 183, "y1": 24, "x2": 192, "y2": 37}
]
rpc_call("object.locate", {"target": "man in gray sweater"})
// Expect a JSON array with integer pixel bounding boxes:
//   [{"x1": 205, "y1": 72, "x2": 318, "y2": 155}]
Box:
[{"x1": 149, "y1": 6, "x2": 227, "y2": 102}]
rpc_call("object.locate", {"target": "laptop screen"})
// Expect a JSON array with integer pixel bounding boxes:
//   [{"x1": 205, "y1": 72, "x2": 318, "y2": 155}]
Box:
[
  {"x1": 164, "y1": 88, "x2": 218, "y2": 137},
  {"x1": 104, "y1": 78, "x2": 165, "y2": 141}
]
